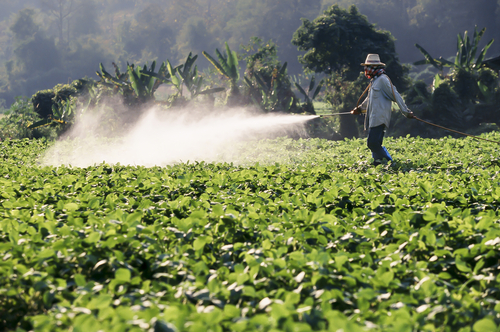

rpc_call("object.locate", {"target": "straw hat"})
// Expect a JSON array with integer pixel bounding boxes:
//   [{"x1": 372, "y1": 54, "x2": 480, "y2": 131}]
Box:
[{"x1": 361, "y1": 54, "x2": 385, "y2": 66}]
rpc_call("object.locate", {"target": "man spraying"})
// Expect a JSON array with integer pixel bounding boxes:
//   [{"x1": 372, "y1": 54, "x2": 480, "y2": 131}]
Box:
[{"x1": 352, "y1": 54, "x2": 414, "y2": 165}]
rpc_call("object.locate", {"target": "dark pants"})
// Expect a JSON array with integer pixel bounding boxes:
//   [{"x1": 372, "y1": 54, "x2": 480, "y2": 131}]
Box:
[{"x1": 367, "y1": 125, "x2": 392, "y2": 162}]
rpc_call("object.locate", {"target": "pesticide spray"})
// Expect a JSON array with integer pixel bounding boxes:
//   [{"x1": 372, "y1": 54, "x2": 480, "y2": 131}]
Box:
[{"x1": 41, "y1": 107, "x2": 318, "y2": 167}]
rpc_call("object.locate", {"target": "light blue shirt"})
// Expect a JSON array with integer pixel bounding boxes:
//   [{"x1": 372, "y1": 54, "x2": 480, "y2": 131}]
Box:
[{"x1": 359, "y1": 74, "x2": 411, "y2": 129}]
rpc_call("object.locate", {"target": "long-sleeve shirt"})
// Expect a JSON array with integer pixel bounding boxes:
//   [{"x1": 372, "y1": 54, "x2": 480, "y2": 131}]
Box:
[{"x1": 359, "y1": 74, "x2": 411, "y2": 129}]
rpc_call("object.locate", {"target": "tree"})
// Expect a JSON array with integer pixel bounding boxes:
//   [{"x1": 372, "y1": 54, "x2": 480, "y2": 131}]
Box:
[
  {"x1": 118, "y1": 4, "x2": 175, "y2": 63},
  {"x1": 203, "y1": 42, "x2": 241, "y2": 107},
  {"x1": 39, "y1": 0, "x2": 80, "y2": 45},
  {"x1": 292, "y1": 5, "x2": 407, "y2": 89},
  {"x1": 292, "y1": 5, "x2": 409, "y2": 139},
  {"x1": 71, "y1": 0, "x2": 100, "y2": 37},
  {"x1": 4, "y1": 8, "x2": 63, "y2": 105},
  {"x1": 408, "y1": 27, "x2": 500, "y2": 134},
  {"x1": 222, "y1": 0, "x2": 321, "y2": 75}
]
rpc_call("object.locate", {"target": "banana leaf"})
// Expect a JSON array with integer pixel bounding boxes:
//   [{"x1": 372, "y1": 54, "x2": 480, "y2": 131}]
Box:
[
  {"x1": 433, "y1": 74, "x2": 445, "y2": 91},
  {"x1": 180, "y1": 53, "x2": 198, "y2": 79},
  {"x1": 149, "y1": 61, "x2": 156, "y2": 74},
  {"x1": 254, "y1": 73, "x2": 268, "y2": 91},
  {"x1": 216, "y1": 48, "x2": 231, "y2": 78},
  {"x1": 244, "y1": 77, "x2": 254, "y2": 88},
  {"x1": 294, "y1": 82, "x2": 308, "y2": 99},
  {"x1": 225, "y1": 42, "x2": 239, "y2": 81},
  {"x1": 414, "y1": 44, "x2": 442, "y2": 70},
  {"x1": 470, "y1": 28, "x2": 480, "y2": 66},
  {"x1": 166, "y1": 60, "x2": 174, "y2": 77},
  {"x1": 308, "y1": 76, "x2": 315, "y2": 94},
  {"x1": 312, "y1": 79, "x2": 324, "y2": 100},
  {"x1": 284, "y1": 96, "x2": 294, "y2": 112},
  {"x1": 112, "y1": 62, "x2": 122, "y2": 78},
  {"x1": 96, "y1": 70, "x2": 128, "y2": 87},
  {"x1": 475, "y1": 39, "x2": 494, "y2": 68},
  {"x1": 278, "y1": 62, "x2": 288, "y2": 77},
  {"x1": 203, "y1": 50, "x2": 229, "y2": 78},
  {"x1": 27, "y1": 118, "x2": 52, "y2": 129},
  {"x1": 99, "y1": 63, "x2": 114, "y2": 80},
  {"x1": 128, "y1": 65, "x2": 146, "y2": 97},
  {"x1": 146, "y1": 61, "x2": 156, "y2": 93},
  {"x1": 198, "y1": 87, "x2": 225, "y2": 95},
  {"x1": 141, "y1": 70, "x2": 171, "y2": 83}
]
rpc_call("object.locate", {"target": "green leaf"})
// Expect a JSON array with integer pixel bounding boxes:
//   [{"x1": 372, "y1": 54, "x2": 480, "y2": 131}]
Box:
[
  {"x1": 27, "y1": 118, "x2": 52, "y2": 129},
  {"x1": 128, "y1": 65, "x2": 146, "y2": 97},
  {"x1": 203, "y1": 50, "x2": 226, "y2": 78},
  {"x1": 295, "y1": 83, "x2": 308, "y2": 99},
  {"x1": 455, "y1": 256, "x2": 471, "y2": 273},
  {"x1": 198, "y1": 87, "x2": 225, "y2": 95},
  {"x1": 312, "y1": 79, "x2": 324, "y2": 100},
  {"x1": 115, "y1": 268, "x2": 131, "y2": 282},
  {"x1": 87, "y1": 294, "x2": 112, "y2": 310},
  {"x1": 414, "y1": 44, "x2": 441, "y2": 70},
  {"x1": 193, "y1": 236, "x2": 209, "y2": 251},
  {"x1": 308, "y1": 76, "x2": 315, "y2": 94},
  {"x1": 64, "y1": 202, "x2": 79, "y2": 211},
  {"x1": 476, "y1": 38, "x2": 494, "y2": 68},
  {"x1": 473, "y1": 318, "x2": 497, "y2": 332},
  {"x1": 75, "y1": 274, "x2": 86, "y2": 287}
]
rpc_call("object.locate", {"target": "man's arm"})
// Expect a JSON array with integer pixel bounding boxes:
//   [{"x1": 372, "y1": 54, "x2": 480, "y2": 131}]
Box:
[
  {"x1": 351, "y1": 96, "x2": 368, "y2": 114},
  {"x1": 382, "y1": 76, "x2": 414, "y2": 118}
]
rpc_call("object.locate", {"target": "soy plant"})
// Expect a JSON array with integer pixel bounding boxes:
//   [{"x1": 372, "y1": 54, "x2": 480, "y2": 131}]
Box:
[{"x1": 1, "y1": 134, "x2": 500, "y2": 331}]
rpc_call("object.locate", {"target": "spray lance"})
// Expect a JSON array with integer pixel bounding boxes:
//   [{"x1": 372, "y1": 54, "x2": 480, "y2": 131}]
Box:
[
  {"x1": 312, "y1": 80, "x2": 500, "y2": 145},
  {"x1": 316, "y1": 109, "x2": 500, "y2": 144}
]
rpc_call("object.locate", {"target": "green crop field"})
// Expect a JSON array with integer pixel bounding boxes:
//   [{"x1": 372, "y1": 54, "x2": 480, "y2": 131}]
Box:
[{"x1": 1, "y1": 134, "x2": 500, "y2": 332}]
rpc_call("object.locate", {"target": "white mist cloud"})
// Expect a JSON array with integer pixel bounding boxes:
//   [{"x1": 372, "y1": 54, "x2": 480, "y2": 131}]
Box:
[{"x1": 41, "y1": 106, "x2": 317, "y2": 167}]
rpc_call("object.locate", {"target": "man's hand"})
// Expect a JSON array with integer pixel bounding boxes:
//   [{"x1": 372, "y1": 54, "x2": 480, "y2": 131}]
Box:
[
  {"x1": 351, "y1": 106, "x2": 362, "y2": 115},
  {"x1": 406, "y1": 110, "x2": 415, "y2": 119}
]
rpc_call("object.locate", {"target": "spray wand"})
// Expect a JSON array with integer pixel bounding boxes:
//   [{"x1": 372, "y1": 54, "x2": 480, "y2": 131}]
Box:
[
  {"x1": 310, "y1": 112, "x2": 500, "y2": 145},
  {"x1": 318, "y1": 112, "x2": 355, "y2": 117}
]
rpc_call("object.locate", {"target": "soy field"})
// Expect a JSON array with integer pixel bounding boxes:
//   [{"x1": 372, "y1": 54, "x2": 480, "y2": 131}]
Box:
[{"x1": 1, "y1": 133, "x2": 500, "y2": 332}]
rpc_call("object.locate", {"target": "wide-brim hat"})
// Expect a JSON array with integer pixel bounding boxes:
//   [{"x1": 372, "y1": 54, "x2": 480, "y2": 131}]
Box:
[{"x1": 361, "y1": 54, "x2": 386, "y2": 66}]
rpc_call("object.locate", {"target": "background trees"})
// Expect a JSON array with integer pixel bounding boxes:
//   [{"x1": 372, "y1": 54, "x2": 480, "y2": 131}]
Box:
[
  {"x1": 0, "y1": 0, "x2": 498, "y2": 141},
  {"x1": 292, "y1": 5, "x2": 409, "y2": 139},
  {"x1": 292, "y1": 5, "x2": 407, "y2": 88}
]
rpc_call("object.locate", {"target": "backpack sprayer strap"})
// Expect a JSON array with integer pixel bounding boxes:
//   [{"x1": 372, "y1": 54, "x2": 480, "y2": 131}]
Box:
[
  {"x1": 386, "y1": 75, "x2": 413, "y2": 118},
  {"x1": 353, "y1": 83, "x2": 370, "y2": 114}
]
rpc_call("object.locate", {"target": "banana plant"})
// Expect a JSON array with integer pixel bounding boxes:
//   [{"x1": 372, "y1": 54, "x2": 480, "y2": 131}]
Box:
[
  {"x1": 295, "y1": 76, "x2": 324, "y2": 104},
  {"x1": 203, "y1": 42, "x2": 241, "y2": 106},
  {"x1": 28, "y1": 97, "x2": 75, "y2": 129},
  {"x1": 96, "y1": 62, "x2": 129, "y2": 90},
  {"x1": 176, "y1": 52, "x2": 224, "y2": 98},
  {"x1": 127, "y1": 61, "x2": 166, "y2": 102},
  {"x1": 97, "y1": 61, "x2": 169, "y2": 103},
  {"x1": 177, "y1": 52, "x2": 200, "y2": 97},
  {"x1": 244, "y1": 62, "x2": 295, "y2": 113},
  {"x1": 414, "y1": 26, "x2": 494, "y2": 73},
  {"x1": 294, "y1": 76, "x2": 324, "y2": 114}
]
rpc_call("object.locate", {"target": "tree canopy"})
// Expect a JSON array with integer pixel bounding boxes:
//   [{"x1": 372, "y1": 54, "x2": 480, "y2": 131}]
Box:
[
  {"x1": 292, "y1": 5, "x2": 408, "y2": 89},
  {"x1": 0, "y1": 0, "x2": 498, "y2": 106}
]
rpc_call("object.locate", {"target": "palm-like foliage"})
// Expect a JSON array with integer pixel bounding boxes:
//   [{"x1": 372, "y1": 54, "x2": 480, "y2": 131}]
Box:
[
  {"x1": 244, "y1": 62, "x2": 297, "y2": 113},
  {"x1": 203, "y1": 42, "x2": 241, "y2": 106},
  {"x1": 294, "y1": 76, "x2": 324, "y2": 115},
  {"x1": 202, "y1": 42, "x2": 240, "y2": 85},
  {"x1": 414, "y1": 26, "x2": 494, "y2": 73},
  {"x1": 177, "y1": 52, "x2": 225, "y2": 98},
  {"x1": 96, "y1": 61, "x2": 168, "y2": 103},
  {"x1": 294, "y1": 76, "x2": 324, "y2": 105}
]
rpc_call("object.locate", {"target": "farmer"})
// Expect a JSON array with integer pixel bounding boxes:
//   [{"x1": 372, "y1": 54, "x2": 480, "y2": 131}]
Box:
[{"x1": 352, "y1": 54, "x2": 414, "y2": 165}]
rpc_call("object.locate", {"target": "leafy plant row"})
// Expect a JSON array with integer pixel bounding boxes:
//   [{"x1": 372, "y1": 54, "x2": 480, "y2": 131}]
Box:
[{"x1": 1, "y1": 135, "x2": 500, "y2": 332}]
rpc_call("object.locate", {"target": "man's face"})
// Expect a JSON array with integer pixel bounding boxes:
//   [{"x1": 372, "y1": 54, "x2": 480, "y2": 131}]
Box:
[{"x1": 364, "y1": 66, "x2": 373, "y2": 79}]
